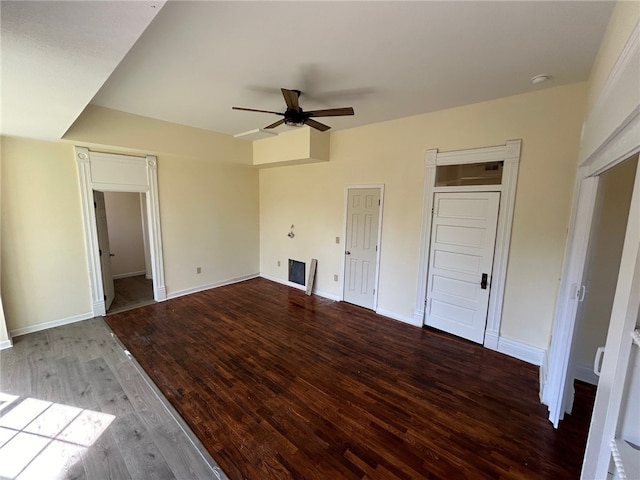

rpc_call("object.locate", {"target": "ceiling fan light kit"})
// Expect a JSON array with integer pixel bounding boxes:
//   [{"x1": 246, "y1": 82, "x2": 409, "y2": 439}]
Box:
[{"x1": 233, "y1": 88, "x2": 354, "y2": 132}]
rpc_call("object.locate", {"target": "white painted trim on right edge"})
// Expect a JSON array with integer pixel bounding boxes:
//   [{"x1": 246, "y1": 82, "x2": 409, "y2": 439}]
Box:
[
  {"x1": 10, "y1": 312, "x2": 94, "y2": 338},
  {"x1": 0, "y1": 339, "x2": 12, "y2": 350},
  {"x1": 580, "y1": 20, "x2": 640, "y2": 168},
  {"x1": 539, "y1": 349, "x2": 549, "y2": 402}
]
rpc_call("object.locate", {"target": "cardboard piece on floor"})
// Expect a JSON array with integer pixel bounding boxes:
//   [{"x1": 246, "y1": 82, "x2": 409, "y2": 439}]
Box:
[{"x1": 306, "y1": 259, "x2": 317, "y2": 296}]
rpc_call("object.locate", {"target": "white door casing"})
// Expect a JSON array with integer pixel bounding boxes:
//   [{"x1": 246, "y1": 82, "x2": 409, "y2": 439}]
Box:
[
  {"x1": 76, "y1": 147, "x2": 166, "y2": 317},
  {"x1": 544, "y1": 21, "x2": 640, "y2": 477},
  {"x1": 415, "y1": 140, "x2": 521, "y2": 350},
  {"x1": 93, "y1": 191, "x2": 115, "y2": 310},
  {"x1": 425, "y1": 192, "x2": 500, "y2": 344},
  {"x1": 342, "y1": 186, "x2": 383, "y2": 310}
]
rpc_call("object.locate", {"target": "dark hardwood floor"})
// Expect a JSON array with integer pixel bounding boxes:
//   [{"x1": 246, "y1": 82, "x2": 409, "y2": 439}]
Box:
[{"x1": 105, "y1": 278, "x2": 596, "y2": 480}]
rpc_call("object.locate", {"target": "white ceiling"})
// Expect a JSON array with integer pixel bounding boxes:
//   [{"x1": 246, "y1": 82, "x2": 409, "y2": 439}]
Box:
[
  {"x1": 2, "y1": 1, "x2": 614, "y2": 141},
  {"x1": 0, "y1": 1, "x2": 164, "y2": 141}
]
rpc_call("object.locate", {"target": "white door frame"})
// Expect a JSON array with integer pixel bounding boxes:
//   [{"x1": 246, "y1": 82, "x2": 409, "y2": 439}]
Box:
[
  {"x1": 340, "y1": 184, "x2": 384, "y2": 310},
  {"x1": 415, "y1": 140, "x2": 522, "y2": 350},
  {"x1": 544, "y1": 20, "x2": 640, "y2": 438},
  {"x1": 543, "y1": 119, "x2": 640, "y2": 474},
  {"x1": 75, "y1": 146, "x2": 166, "y2": 317}
]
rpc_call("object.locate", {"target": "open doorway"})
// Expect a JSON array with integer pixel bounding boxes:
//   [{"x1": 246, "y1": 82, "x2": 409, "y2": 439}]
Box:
[
  {"x1": 75, "y1": 147, "x2": 166, "y2": 318},
  {"x1": 569, "y1": 157, "x2": 637, "y2": 393},
  {"x1": 96, "y1": 191, "x2": 155, "y2": 314},
  {"x1": 557, "y1": 155, "x2": 638, "y2": 434}
]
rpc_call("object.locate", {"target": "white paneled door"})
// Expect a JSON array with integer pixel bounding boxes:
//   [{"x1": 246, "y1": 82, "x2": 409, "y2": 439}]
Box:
[
  {"x1": 344, "y1": 188, "x2": 381, "y2": 310},
  {"x1": 425, "y1": 192, "x2": 500, "y2": 343},
  {"x1": 93, "y1": 191, "x2": 115, "y2": 311}
]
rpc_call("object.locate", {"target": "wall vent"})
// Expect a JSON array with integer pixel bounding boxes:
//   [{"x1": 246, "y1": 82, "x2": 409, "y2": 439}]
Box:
[{"x1": 288, "y1": 259, "x2": 305, "y2": 286}]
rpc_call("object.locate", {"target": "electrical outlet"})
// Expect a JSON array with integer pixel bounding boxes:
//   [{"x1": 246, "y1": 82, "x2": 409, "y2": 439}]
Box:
[
  {"x1": 333, "y1": 274, "x2": 339, "y2": 282},
  {"x1": 277, "y1": 260, "x2": 281, "y2": 267},
  {"x1": 335, "y1": 236, "x2": 340, "y2": 244},
  {"x1": 196, "y1": 267, "x2": 202, "y2": 274}
]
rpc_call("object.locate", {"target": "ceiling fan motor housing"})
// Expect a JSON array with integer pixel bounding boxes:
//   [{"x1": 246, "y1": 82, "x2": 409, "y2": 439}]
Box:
[{"x1": 284, "y1": 108, "x2": 307, "y2": 126}]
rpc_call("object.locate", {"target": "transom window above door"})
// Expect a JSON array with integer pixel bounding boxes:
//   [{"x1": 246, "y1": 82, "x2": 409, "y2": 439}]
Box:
[{"x1": 435, "y1": 161, "x2": 504, "y2": 187}]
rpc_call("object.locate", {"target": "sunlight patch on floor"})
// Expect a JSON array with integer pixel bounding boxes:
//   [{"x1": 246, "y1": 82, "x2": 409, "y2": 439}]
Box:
[{"x1": 0, "y1": 393, "x2": 115, "y2": 479}]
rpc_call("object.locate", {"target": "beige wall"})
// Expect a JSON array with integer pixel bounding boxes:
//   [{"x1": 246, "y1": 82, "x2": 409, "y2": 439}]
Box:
[
  {"x1": 1, "y1": 137, "x2": 92, "y2": 331},
  {"x1": 260, "y1": 83, "x2": 587, "y2": 349},
  {"x1": 158, "y1": 154, "x2": 259, "y2": 295},
  {"x1": 575, "y1": 155, "x2": 638, "y2": 370},
  {"x1": 103, "y1": 192, "x2": 146, "y2": 277},
  {"x1": 0, "y1": 147, "x2": 9, "y2": 345},
  {"x1": 0, "y1": 143, "x2": 9, "y2": 346},
  {"x1": 1, "y1": 109, "x2": 259, "y2": 333},
  {"x1": 581, "y1": 3, "x2": 639, "y2": 162},
  {"x1": 586, "y1": 2, "x2": 640, "y2": 113},
  {"x1": 64, "y1": 105, "x2": 252, "y2": 165}
]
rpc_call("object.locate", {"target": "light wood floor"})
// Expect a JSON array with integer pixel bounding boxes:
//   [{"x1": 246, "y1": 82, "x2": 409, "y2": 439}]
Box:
[{"x1": 0, "y1": 318, "x2": 225, "y2": 480}]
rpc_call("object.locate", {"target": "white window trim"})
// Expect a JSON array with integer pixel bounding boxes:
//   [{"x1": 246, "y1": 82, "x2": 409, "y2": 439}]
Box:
[{"x1": 414, "y1": 140, "x2": 522, "y2": 350}]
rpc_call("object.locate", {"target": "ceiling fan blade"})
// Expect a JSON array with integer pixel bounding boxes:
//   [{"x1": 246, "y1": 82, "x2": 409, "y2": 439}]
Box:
[
  {"x1": 305, "y1": 119, "x2": 331, "y2": 132},
  {"x1": 264, "y1": 119, "x2": 285, "y2": 129},
  {"x1": 281, "y1": 89, "x2": 300, "y2": 112},
  {"x1": 232, "y1": 107, "x2": 284, "y2": 115},
  {"x1": 306, "y1": 107, "x2": 354, "y2": 118}
]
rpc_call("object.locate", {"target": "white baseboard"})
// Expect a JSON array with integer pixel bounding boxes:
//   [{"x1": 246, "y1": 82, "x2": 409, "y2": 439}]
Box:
[
  {"x1": 0, "y1": 339, "x2": 13, "y2": 350},
  {"x1": 112, "y1": 271, "x2": 147, "y2": 280},
  {"x1": 259, "y1": 273, "x2": 340, "y2": 301},
  {"x1": 10, "y1": 312, "x2": 95, "y2": 338},
  {"x1": 156, "y1": 285, "x2": 167, "y2": 301},
  {"x1": 413, "y1": 310, "x2": 424, "y2": 325},
  {"x1": 539, "y1": 348, "x2": 549, "y2": 402},
  {"x1": 377, "y1": 308, "x2": 422, "y2": 327},
  {"x1": 497, "y1": 335, "x2": 546, "y2": 366},
  {"x1": 315, "y1": 290, "x2": 340, "y2": 301},
  {"x1": 166, "y1": 273, "x2": 259, "y2": 300},
  {"x1": 93, "y1": 300, "x2": 106, "y2": 317},
  {"x1": 484, "y1": 330, "x2": 499, "y2": 350},
  {"x1": 574, "y1": 361, "x2": 599, "y2": 386}
]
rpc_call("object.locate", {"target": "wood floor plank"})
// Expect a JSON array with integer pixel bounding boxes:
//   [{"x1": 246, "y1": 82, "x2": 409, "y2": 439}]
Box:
[
  {"x1": 0, "y1": 318, "x2": 221, "y2": 480},
  {"x1": 53, "y1": 356, "x2": 98, "y2": 410},
  {"x1": 105, "y1": 277, "x2": 597, "y2": 480},
  {"x1": 80, "y1": 427, "x2": 132, "y2": 480},
  {"x1": 151, "y1": 421, "x2": 226, "y2": 480},
  {"x1": 108, "y1": 412, "x2": 175, "y2": 479}
]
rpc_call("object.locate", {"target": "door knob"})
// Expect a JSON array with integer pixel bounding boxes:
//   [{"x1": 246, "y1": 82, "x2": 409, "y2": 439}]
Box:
[
  {"x1": 480, "y1": 273, "x2": 488, "y2": 289},
  {"x1": 345, "y1": 251, "x2": 351, "y2": 255}
]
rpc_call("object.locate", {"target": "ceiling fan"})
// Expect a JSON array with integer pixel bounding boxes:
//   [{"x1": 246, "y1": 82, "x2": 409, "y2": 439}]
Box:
[{"x1": 232, "y1": 88, "x2": 354, "y2": 132}]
